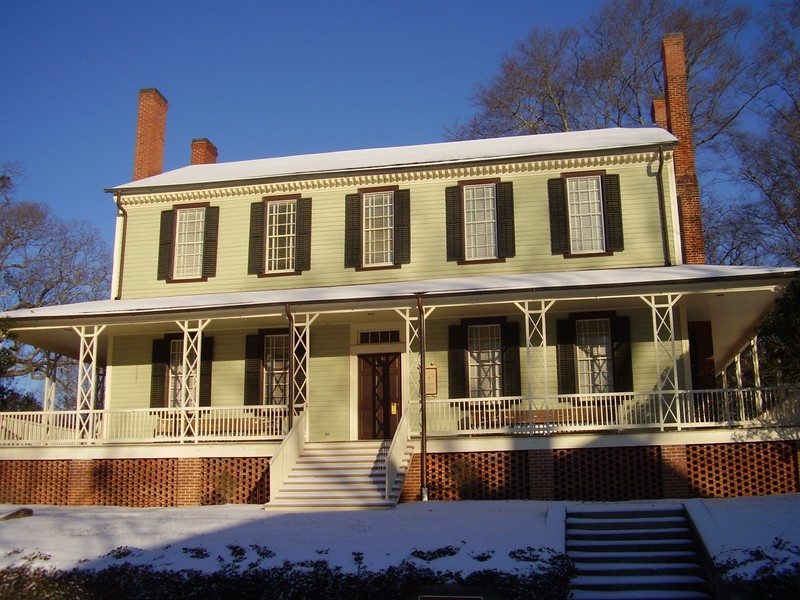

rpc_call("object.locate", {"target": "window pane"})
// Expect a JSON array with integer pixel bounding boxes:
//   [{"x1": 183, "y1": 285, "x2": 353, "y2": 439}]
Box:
[
  {"x1": 167, "y1": 339, "x2": 197, "y2": 407},
  {"x1": 576, "y1": 318, "x2": 613, "y2": 393},
  {"x1": 264, "y1": 334, "x2": 290, "y2": 405},
  {"x1": 467, "y1": 324, "x2": 502, "y2": 397},
  {"x1": 464, "y1": 184, "x2": 497, "y2": 260},
  {"x1": 266, "y1": 200, "x2": 297, "y2": 272},
  {"x1": 174, "y1": 207, "x2": 205, "y2": 279},
  {"x1": 567, "y1": 176, "x2": 605, "y2": 253},
  {"x1": 363, "y1": 192, "x2": 394, "y2": 266}
]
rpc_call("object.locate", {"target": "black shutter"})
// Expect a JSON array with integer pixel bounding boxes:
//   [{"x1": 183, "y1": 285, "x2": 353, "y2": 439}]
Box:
[
  {"x1": 501, "y1": 321, "x2": 521, "y2": 397},
  {"x1": 612, "y1": 315, "x2": 633, "y2": 392},
  {"x1": 150, "y1": 338, "x2": 169, "y2": 408},
  {"x1": 496, "y1": 182, "x2": 516, "y2": 259},
  {"x1": 556, "y1": 319, "x2": 577, "y2": 395},
  {"x1": 548, "y1": 178, "x2": 570, "y2": 255},
  {"x1": 199, "y1": 337, "x2": 214, "y2": 407},
  {"x1": 344, "y1": 194, "x2": 362, "y2": 268},
  {"x1": 602, "y1": 174, "x2": 624, "y2": 252},
  {"x1": 394, "y1": 189, "x2": 411, "y2": 265},
  {"x1": 445, "y1": 186, "x2": 464, "y2": 261},
  {"x1": 202, "y1": 206, "x2": 219, "y2": 278},
  {"x1": 157, "y1": 210, "x2": 174, "y2": 280},
  {"x1": 448, "y1": 325, "x2": 467, "y2": 399},
  {"x1": 248, "y1": 202, "x2": 265, "y2": 275},
  {"x1": 296, "y1": 198, "x2": 312, "y2": 272},
  {"x1": 244, "y1": 334, "x2": 263, "y2": 406}
]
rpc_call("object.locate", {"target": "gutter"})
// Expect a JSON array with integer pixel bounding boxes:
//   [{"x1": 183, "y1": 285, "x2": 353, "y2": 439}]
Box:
[
  {"x1": 113, "y1": 192, "x2": 128, "y2": 300},
  {"x1": 656, "y1": 145, "x2": 672, "y2": 266}
]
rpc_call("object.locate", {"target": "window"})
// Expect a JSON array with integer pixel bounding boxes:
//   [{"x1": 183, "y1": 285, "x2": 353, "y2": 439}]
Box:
[
  {"x1": 445, "y1": 181, "x2": 515, "y2": 262},
  {"x1": 157, "y1": 204, "x2": 219, "y2": 281},
  {"x1": 248, "y1": 196, "x2": 312, "y2": 276},
  {"x1": 464, "y1": 184, "x2": 497, "y2": 260},
  {"x1": 467, "y1": 323, "x2": 502, "y2": 397},
  {"x1": 362, "y1": 191, "x2": 394, "y2": 266},
  {"x1": 359, "y1": 330, "x2": 400, "y2": 344},
  {"x1": 448, "y1": 319, "x2": 520, "y2": 399},
  {"x1": 548, "y1": 173, "x2": 623, "y2": 255},
  {"x1": 150, "y1": 336, "x2": 214, "y2": 408},
  {"x1": 263, "y1": 334, "x2": 290, "y2": 405},
  {"x1": 575, "y1": 318, "x2": 613, "y2": 393},
  {"x1": 344, "y1": 188, "x2": 410, "y2": 269},
  {"x1": 556, "y1": 313, "x2": 632, "y2": 396}
]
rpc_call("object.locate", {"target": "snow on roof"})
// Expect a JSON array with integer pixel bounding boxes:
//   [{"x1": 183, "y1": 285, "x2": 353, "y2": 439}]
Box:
[
  {"x1": 2, "y1": 265, "x2": 795, "y2": 324},
  {"x1": 108, "y1": 127, "x2": 678, "y2": 192}
]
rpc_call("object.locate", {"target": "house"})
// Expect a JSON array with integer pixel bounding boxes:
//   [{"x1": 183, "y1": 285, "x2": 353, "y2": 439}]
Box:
[{"x1": 1, "y1": 34, "x2": 798, "y2": 509}]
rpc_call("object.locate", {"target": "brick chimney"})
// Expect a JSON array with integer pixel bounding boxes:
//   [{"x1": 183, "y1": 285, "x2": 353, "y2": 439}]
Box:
[
  {"x1": 133, "y1": 88, "x2": 168, "y2": 181},
  {"x1": 191, "y1": 138, "x2": 218, "y2": 165},
  {"x1": 659, "y1": 33, "x2": 706, "y2": 264}
]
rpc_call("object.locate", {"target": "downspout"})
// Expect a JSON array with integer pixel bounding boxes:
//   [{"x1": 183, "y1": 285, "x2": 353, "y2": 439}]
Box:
[
  {"x1": 656, "y1": 145, "x2": 672, "y2": 266},
  {"x1": 285, "y1": 303, "x2": 295, "y2": 431},
  {"x1": 113, "y1": 192, "x2": 128, "y2": 300},
  {"x1": 416, "y1": 295, "x2": 429, "y2": 502}
]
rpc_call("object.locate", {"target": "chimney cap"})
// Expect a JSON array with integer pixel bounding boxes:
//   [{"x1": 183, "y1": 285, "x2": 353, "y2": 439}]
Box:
[{"x1": 138, "y1": 88, "x2": 168, "y2": 103}]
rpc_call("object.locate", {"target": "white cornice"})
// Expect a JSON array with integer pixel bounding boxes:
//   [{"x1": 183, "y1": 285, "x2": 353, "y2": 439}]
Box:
[{"x1": 118, "y1": 151, "x2": 672, "y2": 206}]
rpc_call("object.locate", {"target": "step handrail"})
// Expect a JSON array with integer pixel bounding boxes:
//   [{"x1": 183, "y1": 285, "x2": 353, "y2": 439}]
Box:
[
  {"x1": 269, "y1": 410, "x2": 307, "y2": 503},
  {"x1": 384, "y1": 412, "x2": 410, "y2": 501}
]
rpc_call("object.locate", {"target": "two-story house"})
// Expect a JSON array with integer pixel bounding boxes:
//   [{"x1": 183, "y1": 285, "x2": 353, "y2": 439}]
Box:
[{"x1": 1, "y1": 34, "x2": 798, "y2": 509}]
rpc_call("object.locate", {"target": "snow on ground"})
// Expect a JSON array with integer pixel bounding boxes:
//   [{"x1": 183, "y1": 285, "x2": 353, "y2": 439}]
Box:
[{"x1": 1, "y1": 495, "x2": 799, "y2": 578}]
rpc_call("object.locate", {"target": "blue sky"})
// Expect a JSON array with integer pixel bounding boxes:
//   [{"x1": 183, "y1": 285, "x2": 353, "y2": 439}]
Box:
[{"x1": 2, "y1": 0, "x2": 604, "y2": 246}]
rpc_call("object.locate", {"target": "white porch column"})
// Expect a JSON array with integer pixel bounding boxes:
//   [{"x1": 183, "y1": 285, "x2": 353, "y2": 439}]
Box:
[
  {"x1": 73, "y1": 325, "x2": 106, "y2": 439},
  {"x1": 286, "y1": 309, "x2": 317, "y2": 435},
  {"x1": 176, "y1": 319, "x2": 209, "y2": 439},
  {"x1": 642, "y1": 294, "x2": 682, "y2": 430},
  {"x1": 751, "y1": 336, "x2": 762, "y2": 388},
  {"x1": 514, "y1": 300, "x2": 554, "y2": 432},
  {"x1": 395, "y1": 305, "x2": 436, "y2": 422},
  {"x1": 43, "y1": 358, "x2": 58, "y2": 413}
]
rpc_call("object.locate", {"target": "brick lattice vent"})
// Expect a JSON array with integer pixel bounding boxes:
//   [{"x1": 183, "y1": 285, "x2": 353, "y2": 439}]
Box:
[
  {"x1": 426, "y1": 451, "x2": 529, "y2": 501},
  {"x1": 92, "y1": 459, "x2": 179, "y2": 507},
  {"x1": 0, "y1": 460, "x2": 71, "y2": 505},
  {"x1": 554, "y1": 446, "x2": 662, "y2": 501},
  {"x1": 687, "y1": 442, "x2": 799, "y2": 497},
  {"x1": 205, "y1": 457, "x2": 269, "y2": 505}
]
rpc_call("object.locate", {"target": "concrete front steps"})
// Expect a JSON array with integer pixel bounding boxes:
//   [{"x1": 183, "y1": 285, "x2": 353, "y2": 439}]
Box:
[
  {"x1": 267, "y1": 440, "x2": 413, "y2": 510},
  {"x1": 566, "y1": 506, "x2": 713, "y2": 600}
]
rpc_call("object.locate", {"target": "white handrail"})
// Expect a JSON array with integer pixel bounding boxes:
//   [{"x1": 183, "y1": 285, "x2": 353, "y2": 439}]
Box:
[
  {"x1": 384, "y1": 412, "x2": 410, "y2": 501},
  {"x1": 268, "y1": 410, "x2": 307, "y2": 502}
]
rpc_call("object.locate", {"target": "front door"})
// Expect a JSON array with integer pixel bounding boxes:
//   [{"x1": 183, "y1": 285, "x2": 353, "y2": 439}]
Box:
[{"x1": 358, "y1": 353, "x2": 401, "y2": 440}]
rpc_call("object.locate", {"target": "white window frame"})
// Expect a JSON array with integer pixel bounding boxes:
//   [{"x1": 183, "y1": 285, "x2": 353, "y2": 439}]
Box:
[
  {"x1": 263, "y1": 334, "x2": 290, "y2": 405},
  {"x1": 467, "y1": 323, "x2": 502, "y2": 398},
  {"x1": 575, "y1": 318, "x2": 613, "y2": 394},
  {"x1": 362, "y1": 191, "x2": 394, "y2": 266},
  {"x1": 567, "y1": 175, "x2": 605, "y2": 254},
  {"x1": 463, "y1": 184, "x2": 497, "y2": 260},
  {"x1": 173, "y1": 207, "x2": 205, "y2": 280},
  {"x1": 265, "y1": 199, "x2": 297, "y2": 273}
]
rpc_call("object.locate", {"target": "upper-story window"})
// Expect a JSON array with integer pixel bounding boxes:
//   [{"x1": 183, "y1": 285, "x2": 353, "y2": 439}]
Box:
[
  {"x1": 158, "y1": 204, "x2": 219, "y2": 282},
  {"x1": 248, "y1": 196, "x2": 312, "y2": 276},
  {"x1": 548, "y1": 173, "x2": 623, "y2": 256},
  {"x1": 575, "y1": 318, "x2": 613, "y2": 393},
  {"x1": 445, "y1": 180, "x2": 515, "y2": 263},
  {"x1": 344, "y1": 187, "x2": 410, "y2": 269},
  {"x1": 467, "y1": 323, "x2": 502, "y2": 397}
]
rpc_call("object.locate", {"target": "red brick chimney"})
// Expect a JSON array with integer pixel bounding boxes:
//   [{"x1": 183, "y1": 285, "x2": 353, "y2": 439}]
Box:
[
  {"x1": 133, "y1": 88, "x2": 168, "y2": 181},
  {"x1": 659, "y1": 33, "x2": 706, "y2": 264},
  {"x1": 191, "y1": 138, "x2": 218, "y2": 165}
]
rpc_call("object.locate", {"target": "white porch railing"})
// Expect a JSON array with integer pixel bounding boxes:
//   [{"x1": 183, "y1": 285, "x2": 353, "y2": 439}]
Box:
[
  {"x1": 425, "y1": 386, "x2": 800, "y2": 436},
  {"x1": 269, "y1": 409, "x2": 307, "y2": 502},
  {"x1": 0, "y1": 405, "x2": 288, "y2": 446},
  {"x1": 384, "y1": 412, "x2": 411, "y2": 501}
]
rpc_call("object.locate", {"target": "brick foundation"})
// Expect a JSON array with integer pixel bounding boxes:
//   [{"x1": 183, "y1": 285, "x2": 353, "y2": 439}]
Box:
[{"x1": 0, "y1": 457, "x2": 269, "y2": 507}]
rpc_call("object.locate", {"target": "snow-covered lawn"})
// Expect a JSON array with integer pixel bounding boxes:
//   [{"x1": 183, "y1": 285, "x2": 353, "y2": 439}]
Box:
[{"x1": 1, "y1": 495, "x2": 799, "y2": 578}]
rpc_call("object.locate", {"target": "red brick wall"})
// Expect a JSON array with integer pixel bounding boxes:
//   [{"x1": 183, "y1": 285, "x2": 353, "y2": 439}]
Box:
[
  {"x1": 133, "y1": 88, "x2": 168, "y2": 181},
  {"x1": 0, "y1": 457, "x2": 269, "y2": 507}
]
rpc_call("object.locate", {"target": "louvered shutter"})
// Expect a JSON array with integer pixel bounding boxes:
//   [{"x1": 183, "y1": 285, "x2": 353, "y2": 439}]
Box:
[
  {"x1": 295, "y1": 198, "x2": 312, "y2": 272},
  {"x1": 202, "y1": 206, "x2": 219, "y2": 278},
  {"x1": 394, "y1": 189, "x2": 411, "y2": 265},
  {"x1": 496, "y1": 182, "x2": 516, "y2": 259},
  {"x1": 344, "y1": 194, "x2": 362, "y2": 268},
  {"x1": 548, "y1": 179, "x2": 570, "y2": 255},
  {"x1": 501, "y1": 321, "x2": 521, "y2": 396},
  {"x1": 556, "y1": 319, "x2": 577, "y2": 395},
  {"x1": 248, "y1": 202, "x2": 265, "y2": 275},
  {"x1": 445, "y1": 186, "x2": 464, "y2": 261},
  {"x1": 244, "y1": 334, "x2": 263, "y2": 406},
  {"x1": 612, "y1": 315, "x2": 633, "y2": 392},
  {"x1": 448, "y1": 325, "x2": 467, "y2": 399},
  {"x1": 602, "y1": 174, "x2": 624, "y2": 252},
  {"x1": 157, "y1": 210, "x2": 174, "y2": 280},
  {"x1": 199, "y1": 337, "x2": 214, "y2": 407},
  {"x1": 150, "y1": 338, "x2": 169, "y2": 408}
]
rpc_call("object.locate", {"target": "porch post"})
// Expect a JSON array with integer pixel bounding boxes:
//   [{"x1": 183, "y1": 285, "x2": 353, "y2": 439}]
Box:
[
  {"x1": 176, "y1": 319, "x2": 209, "y2": 439},
  {"x1": 43, "y1": 357, "x2": 58, "y2": 413},
  {"x1": 73, "y1": 325, "x2": 107, "y2": 440},
  {"x1": 286, "y1": 306, "x2": 317, "y2": 440},
  {"x1": 514, "y1": 300, "x2": 554, "y2": 434},
  {"x1": 642, "y1": 294, "x2": 682, "y2": 430},
  {"x1": 417, "y1": 295, "x2": 429, "y2": 501}
]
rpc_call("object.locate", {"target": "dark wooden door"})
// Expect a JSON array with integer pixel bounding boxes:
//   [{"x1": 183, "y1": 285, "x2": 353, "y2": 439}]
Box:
[{"x1": 358, "y1": 353, "x2": 401, "y2": 440}]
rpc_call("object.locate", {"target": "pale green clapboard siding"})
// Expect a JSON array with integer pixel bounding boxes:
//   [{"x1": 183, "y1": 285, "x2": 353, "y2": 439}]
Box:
[
  {"x1": 118, "y1": 157, "x2": 676, "y2": 299},
  {"x1": 307, "y1": 324, "x2": 351, "y2": 441},
  {"x1": 107, "y1": 334, "x2": 155, "y2": 410}
]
